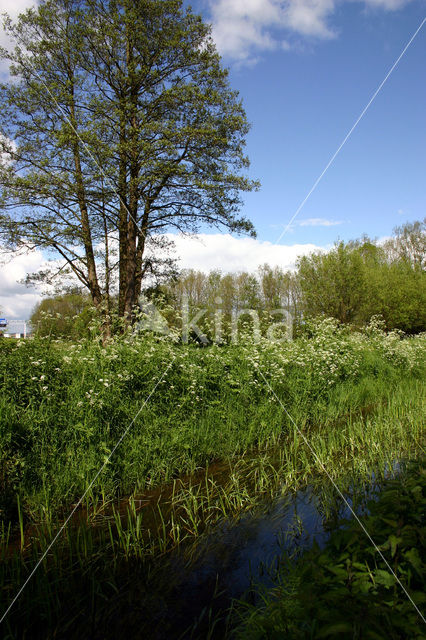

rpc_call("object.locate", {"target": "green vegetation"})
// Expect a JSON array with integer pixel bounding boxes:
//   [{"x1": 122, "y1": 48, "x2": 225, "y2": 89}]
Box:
[
  {"x1": 0, "y1": 395, "x2": 424, "y2": 639},
  {"x1": 29, "y1": 290, "x2": 95, "y2": 339},
  {"x1": 150, "y1": 219, "x2": 425, "y2": 340},
  {"x1": 26, "y1": 219, "x2": 425, "y2": 341},
  {"x1": 0, "y1": 318, "x2": 424, "y2": 636},
  {"x1": 1, "y1": 317, "x2": 424, "y2": 522},
  {"x1": 0, "y1": 2, "x2": 423, "y2": 637},
  {"x1": 0, "y1": 0, "x2": 257, "y2": 330},
  {"x1": 234, "y1": 459, "x2": 426, "y2": 639},
  {"x1": 297, "y1": 219, "x2": 425, "y2": 332}
]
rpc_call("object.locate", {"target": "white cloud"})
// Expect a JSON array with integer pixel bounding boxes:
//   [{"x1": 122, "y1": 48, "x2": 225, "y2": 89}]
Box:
[
  {"x1": 209, "y1": 0, "x2": 335, "y2": 61},
  {"x1": 168, "y1": 232, "x2": 322, "y2": 273},
  {"x1": 208, "y1": 0, "x2": 413, "y2": 62},
  {"x1": 0, "y1": 134, "x2": 16, "y2": 167},
  {"x1": 1, "y1": 0, "x2": 412, "y2": 76},
  {"x1": 377, "y1": 234, "x2": 392, "y2": 245},
  {"x1": 284, "y1": 0, "x2": 336, "y2": 39},
  {"x1": 299, "y1": 217, "x2": 344, "y2": 226},
  {"x1": 209, "y1": 0, "x2": 278, "y2": 62},
  {"x1": 362, "y1": 0, "x2": 410, "y2": 9},
  {"x1": 0, "y1": 249, "x2": 46, "y2": 319},
  {"x1": 0, "y1": 0, "x2": 37, "y2": 76}
]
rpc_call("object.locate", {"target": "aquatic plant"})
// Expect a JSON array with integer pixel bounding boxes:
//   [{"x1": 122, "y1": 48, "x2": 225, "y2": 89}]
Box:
[
  {"x1": 0, "y1": 320, "x2": 424, "y2": 637},
  {"x1": 1, "y1": 319, "x2": 424, "y2": 523}
]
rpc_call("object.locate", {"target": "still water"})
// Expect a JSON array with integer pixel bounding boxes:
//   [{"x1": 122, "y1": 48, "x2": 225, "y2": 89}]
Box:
[{"x1": 140, "y1": 462, "x2": 401, "y2": 639}]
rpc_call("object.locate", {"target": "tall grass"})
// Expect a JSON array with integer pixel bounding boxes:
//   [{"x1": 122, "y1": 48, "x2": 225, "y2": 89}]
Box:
[
  {"x1": 0, "y1": 382, "x2": 423, "y2": 639},
  {"x1": 1, "y1": 319, "x2": 424, "y2": 524}
]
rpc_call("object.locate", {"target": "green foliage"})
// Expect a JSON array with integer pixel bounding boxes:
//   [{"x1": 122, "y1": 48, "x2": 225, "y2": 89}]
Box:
[
  {"x1": 0, "y1": 373, "x2": 423, "y2": 638},
  {"x1": 234, "y1": 460, "x2": 426, "y2": 639},
  {"x1": 156, "y1": 264, "x2": 299, "y2": 342},
  {"x1": 297, "y1": 221, "x2": 426, "y2": 333},
  {"x1": 29, "y1": 291, "x2": 96, "y2": 338},
  {"x1": 141, "y1": 219, "x2": 425, "y2": 340},
  {"x1": 0, "y1": 320, "x2": 424, "y2": 522},
  {"x1": 0, "y1": 321, "x2": 424, "y2": 638},
  {"x1": 0, "y1": 0, "x2": 258, "y2": 317},
  {"x1": 298, "y1": 241, "x2": 368, "y2": 325}
]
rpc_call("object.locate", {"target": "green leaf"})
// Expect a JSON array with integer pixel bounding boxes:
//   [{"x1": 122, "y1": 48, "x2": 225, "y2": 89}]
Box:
[
  {"x1": 373, "y1": 569, "x2": 396, "y2": 588},
  {"x1": 388, "y1": 534, "x2": 402, "y2": 558},
  {"x1": 327, "y1": 565, "x2": 347, "y2": 579},
  {"x1": 403, "y1": 548, "x2": 423, "y2": 575}
]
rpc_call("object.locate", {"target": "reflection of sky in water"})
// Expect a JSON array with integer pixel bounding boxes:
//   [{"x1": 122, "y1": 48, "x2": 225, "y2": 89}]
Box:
[
  {"x1": 149, "y1": 462, "x2": 404, "y2": 639},
  {"x1": 176, "y1": 486, "x2": 339, "y2": 599},
  {"x1": 170, "y1": 461, "x2": 402, "y2": 603}
]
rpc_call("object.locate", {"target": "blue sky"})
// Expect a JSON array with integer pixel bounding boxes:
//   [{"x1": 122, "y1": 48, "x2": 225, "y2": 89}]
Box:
[
  {"x1": 195, "y1": 0, "x2": 426, "y2": 246},
  {"x1": 0, "y1": 0, "x2": 425, "y2": 319}
]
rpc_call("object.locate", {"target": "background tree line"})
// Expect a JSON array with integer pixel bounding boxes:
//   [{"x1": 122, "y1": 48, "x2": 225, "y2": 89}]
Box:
[{"x1": 30, "y1": 218, "x2": 425, "y2": 338}]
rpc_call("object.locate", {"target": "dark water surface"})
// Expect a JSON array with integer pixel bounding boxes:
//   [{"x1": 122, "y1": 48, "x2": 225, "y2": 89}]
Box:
[
  {"x1": 139, "y1": 461, "x2": 401, "y2": 639},
  {"x1": 3, "y1": 456, "x2": 405, "y2": 639}
]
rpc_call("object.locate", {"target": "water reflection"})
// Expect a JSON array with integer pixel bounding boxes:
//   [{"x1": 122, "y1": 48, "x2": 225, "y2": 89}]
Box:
[{"x1": 151, "y1": 462, "x2": 402, "y2": 639}]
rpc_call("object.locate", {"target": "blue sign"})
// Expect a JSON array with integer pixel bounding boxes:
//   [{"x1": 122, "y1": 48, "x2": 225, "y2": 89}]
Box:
[{"x1": 0, "y1": 319, "x2": 7, "y2": 327}]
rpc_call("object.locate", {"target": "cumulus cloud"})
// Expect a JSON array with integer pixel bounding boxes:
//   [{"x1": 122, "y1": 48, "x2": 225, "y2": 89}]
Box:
[
  {"x1": 0, "y1": 249, "x2": 46, "y2": 319},
  {"x1": 0, "y1": 234, "x2": 323, "y2": 319},
  {"x1": 209, "y1": 0, "x2": 290, "y2": 62},
  {"x1": 284, "y1": 0, "x2": 336, "y2": 39},
  {"x1": 167, "y1": 232, "x2": 322, "y2": 273},
  {"x1": 208, "y1": 0, "x2": 413, "y2": 62}
]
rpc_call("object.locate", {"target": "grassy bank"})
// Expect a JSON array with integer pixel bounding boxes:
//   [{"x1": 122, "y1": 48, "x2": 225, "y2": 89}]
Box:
[
  {"x1": 0, "y1": 382, "x2": 423, "y2": 639},
  {"x1": 0, "y1": 318, "x2": 424, "y2": 524},
  {"x1": 0, "y1": 319, "x2": 424, "y2": 637}
]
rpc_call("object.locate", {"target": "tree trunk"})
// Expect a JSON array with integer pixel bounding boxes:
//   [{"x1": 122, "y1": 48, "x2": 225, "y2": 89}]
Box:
[
  {"x1": 67, "y1": 54, "x2": 102, "y2": 309},
  {"x1": 122, "y1": 17, "x2": 143, "y2": 321},
  {"x1": 118, "y1": 101, "x2": 129, "y2": 318}
]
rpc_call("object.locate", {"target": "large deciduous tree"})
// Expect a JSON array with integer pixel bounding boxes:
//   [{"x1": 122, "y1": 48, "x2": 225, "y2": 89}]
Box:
[{"x1": 0, "y1": 0, "x2": 258, "y2": 332}]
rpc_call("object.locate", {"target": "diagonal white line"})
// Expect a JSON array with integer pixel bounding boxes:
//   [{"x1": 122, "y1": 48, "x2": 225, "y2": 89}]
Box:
[
  {"x1": 0, "y1": 359, "x2": 174, "y2": 625},
  {"x1": 255, "y1": 364, "x2": 426, "y2": 625},
  {"x1": 275, "y1": 17, "x2": 426, "y2": 244},
  {"x1": 2, "y1": 9, "x2": 425, "y2": 635},
  {"x1": 0, "y1": 23, "x2": 181, "y2": 629}
]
